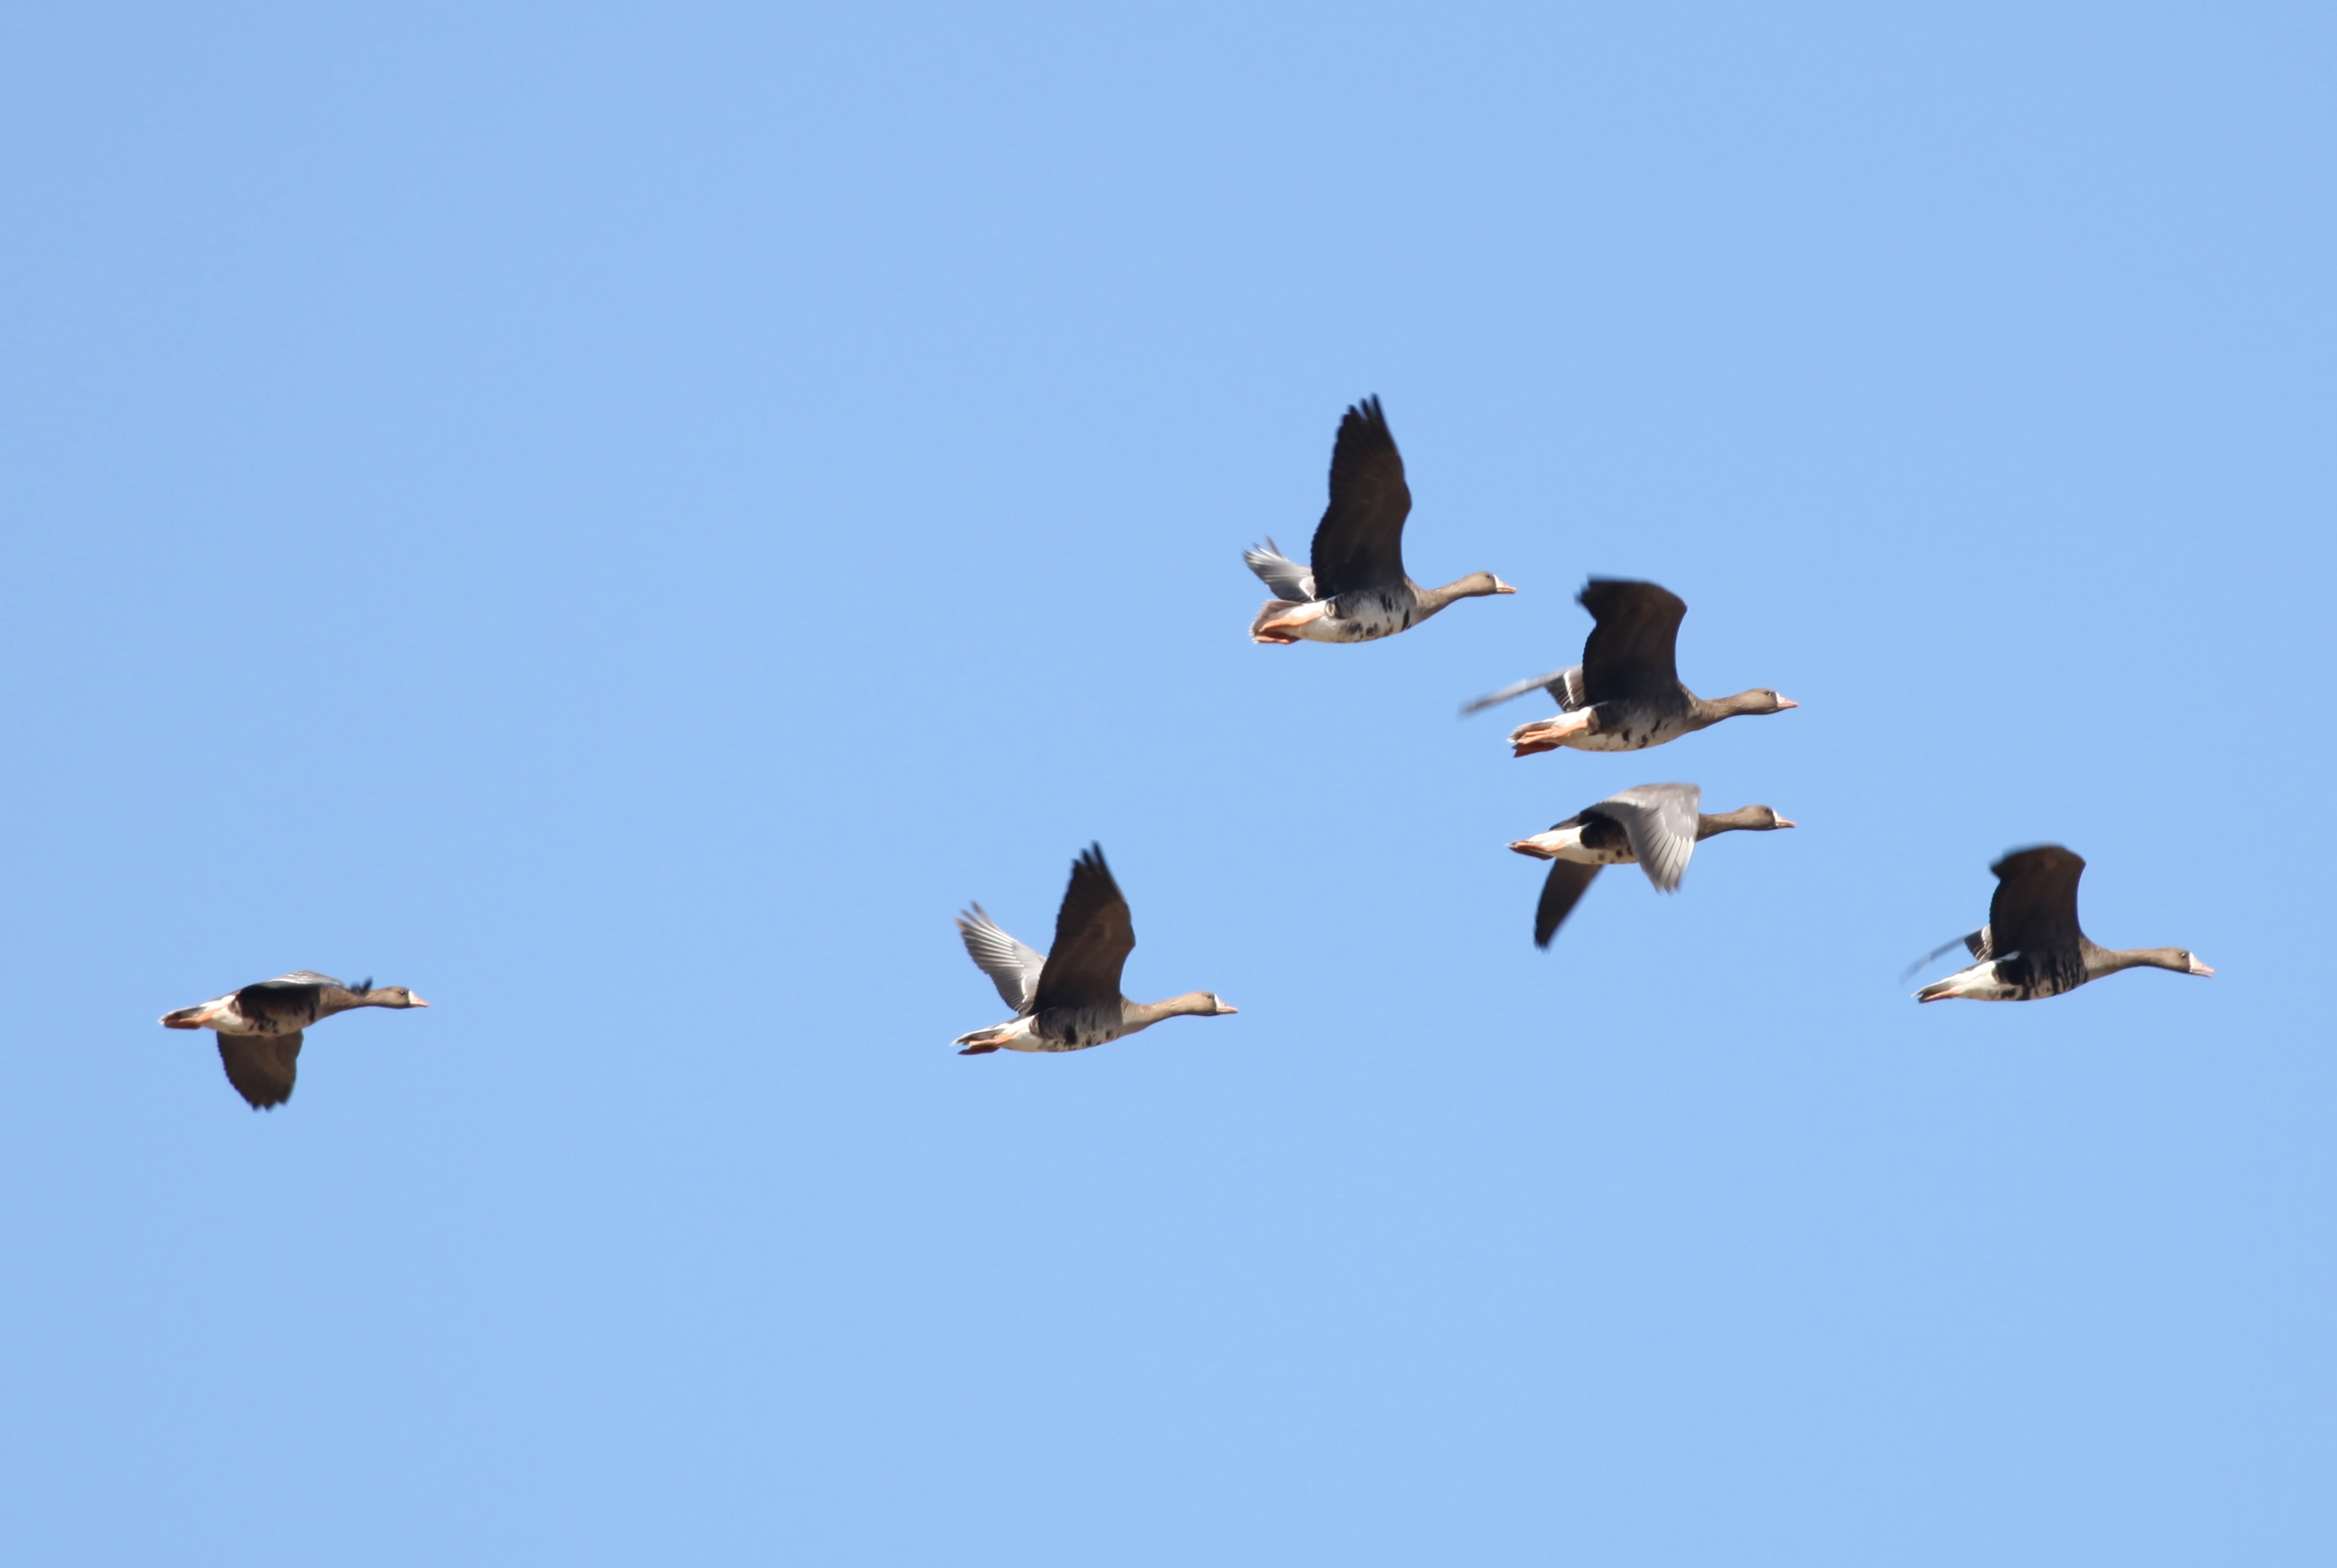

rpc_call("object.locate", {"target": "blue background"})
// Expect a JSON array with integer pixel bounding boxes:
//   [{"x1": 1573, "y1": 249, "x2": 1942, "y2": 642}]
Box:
[{"x1": 3, "y1": 3, "x2": 2329, "y2": 1561}]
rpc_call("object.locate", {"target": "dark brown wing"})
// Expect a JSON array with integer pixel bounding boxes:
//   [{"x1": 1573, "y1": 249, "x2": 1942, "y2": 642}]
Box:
[
  {"x1": 218, "y1": 1033, "x2": 303, "y2": 1109},
  {"x1": 1534, "y1": 861, "x2": 1603, "y2": 948},
  {"x1": 1308, "y1": 397, "x2": 1413, "y2": 598},
  {"x1": 1031, "y1": 845, "x2": 1134, "y2": 1013},
  {"x1": 1577, "y1": 580, "x2": 1688, "y2": 704},
  {"x1": 1988, "y1": 846, "x2": 2089, "y2": 992}
]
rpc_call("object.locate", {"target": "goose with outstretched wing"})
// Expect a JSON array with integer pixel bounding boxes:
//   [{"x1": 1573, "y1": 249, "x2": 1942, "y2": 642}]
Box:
[
  {"x1": 1466, "y1": 579, "x2": 1795, "y2": 756},
  {"x1": 1245, "y1": 397, "x2": 1513, "y2": 645},
  {"x1": 161, "y1": 971, "x2": 429, "y2": 1109},
  {"x1": 953, "y1": 845, "x2": 1238, "y2": 1054},
  {"x1": 1508, "y1": 783, "x2": 1796, "y2": 947},
  {"x1": 1910, "y1": 846, "x2": 2213, "y2": 1002}
]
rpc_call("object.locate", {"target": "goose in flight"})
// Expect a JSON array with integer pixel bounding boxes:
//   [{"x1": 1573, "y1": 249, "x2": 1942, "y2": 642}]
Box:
[
  {"x1": 1508, "y1": 783, "x2": 1795, "y2": 946},
  {"x1": 1245, "y1": 396, "x2": 1514, "y2": 644},
  {"x1": 953, "y1": 845, "x2": 1238, "y2": 1054},
  {"x1": 1466, "y1": 579, "x2": 1794, "y2": 756},
  {"x1": 1912, "y1": 845, "x2": 2213, "y2": 1002},
  {"x1": 161, "y1": 972, "x2": 429, "y2": 1109}
]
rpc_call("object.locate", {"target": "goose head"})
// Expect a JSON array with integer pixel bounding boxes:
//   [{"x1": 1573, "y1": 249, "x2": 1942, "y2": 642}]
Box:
[
  {"x1": 2156, "y1": 949, "x2": 2215, "y2": 978},
  {"x1": 1708, "y1": 688, "x2": 1797, "y2": 718},
  {"x1": 364, "y1": 986, "x2": 430, "y2": 1008}
]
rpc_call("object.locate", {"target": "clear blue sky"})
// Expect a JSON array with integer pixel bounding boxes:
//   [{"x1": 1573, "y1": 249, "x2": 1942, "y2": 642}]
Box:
[{"x1": 3, "y1": 3, "x2": 2330, "y2": 1562}]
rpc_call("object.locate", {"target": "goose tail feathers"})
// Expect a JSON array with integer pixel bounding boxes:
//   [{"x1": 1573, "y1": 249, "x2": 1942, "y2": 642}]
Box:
[{"x1": 954, "y1": 1025, "x2": 1009, "y2": 1055}]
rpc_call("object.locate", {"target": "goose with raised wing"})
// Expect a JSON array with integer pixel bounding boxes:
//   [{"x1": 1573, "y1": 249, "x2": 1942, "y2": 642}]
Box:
[
  {"x1": 1911, "y1": 845, "x2": 2213, "y2": 1002},
  {"x1": 1245, "y1": 396, "x2": 1513, "y2": 644},
  {"x1": 953, "y1": 845, "x2": 1237, "y2": 1054},
  {"x1": 1508, "y1": 783, "x2": 1795, "y2": 947},
  {"x1": 160, "y1": 972, "x2": 429, "y2": 1109},
  {"x1": 1466, "y1": 579, "x2": 1795, "y2": 756}
]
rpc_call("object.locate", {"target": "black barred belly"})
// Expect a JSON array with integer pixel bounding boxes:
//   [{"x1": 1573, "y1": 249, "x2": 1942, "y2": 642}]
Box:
[
  {"x1": 1032, "y1": 1003, "x2": 1126, "y2": 1052},
  {"x1": 1997, "y1": 950, "x2": 2090, "y2": 1002},
  {"x1": 1579, "y1": 703, "x2": 1691, "y2": 751},
  {"x1": 1323, "y1": 587, "x2": 1419, "y2": 641}
]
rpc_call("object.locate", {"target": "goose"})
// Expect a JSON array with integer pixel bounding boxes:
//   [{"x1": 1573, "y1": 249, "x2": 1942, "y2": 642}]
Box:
[
  {"x1": 160, "y1": 972, "x2": 429, "y2": 1109},
  {"x1": 1912, "y1": 845, "x2": 2213, "y2": 1002},
  {"x1": 1465, "y1": 579, "x2": 1795, "y2": 756},
  {"x1": 953, "y1": 845, "x2": 1237, "y2": 1054},
  {"x1": 1245, "y1": 396, "x2": 1513, "y2": 644},
  {"x1": 1508, "y1": 783, "x2": 1795, "y2": 947}
]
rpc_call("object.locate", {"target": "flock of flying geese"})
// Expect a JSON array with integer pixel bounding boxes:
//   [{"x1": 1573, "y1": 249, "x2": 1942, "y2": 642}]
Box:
[{"x1": 159, "y1": 396, "x2": 2213, "y2": 1107}]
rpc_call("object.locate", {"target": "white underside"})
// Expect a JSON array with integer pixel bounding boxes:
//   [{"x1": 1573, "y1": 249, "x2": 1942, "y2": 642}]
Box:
[
  {"x1": 1510, "y1": 825, "x2": 1636, "y2": 865},
  {"x1": 179, "y1": 997, "x2": 272, "y2": 1034},
  {"x1": 1254, "y1": 597, "x2": 1416, "y2": 644},
  {"x1": 1508, "y1": 711, "x2": 1687, "y2": 753},
  {"x1": 954, "y1": 1013, "x2": 1136, "y2": 1053},
  {"x1": 955, "y1": 1016, "x2": 1046, "y2": 1051},
  {"x1": 1919, "y1": 960, "x2": 2022, "y2": 1002}
]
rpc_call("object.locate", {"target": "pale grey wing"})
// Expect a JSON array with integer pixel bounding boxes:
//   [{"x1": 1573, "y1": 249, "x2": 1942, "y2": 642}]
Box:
[
  {"x1": 264, "y1": 971, "x2": 345, "y2": 988},
  {"x1": 1461, "y1": 666, "x2": 1583, "y2": 718},
  {"x1": 1603, "y1": 784, "x2": 1701, "y2": 892},
  {"x1": 955, "y1": 904, "x2": 1046, "y2": 1014},
  {"x1": 1898, "y1": 929, "x2": 1990, "y2": 981},
  {"x1": 1242, "y1": 538, "x2": 1316, "y2": 602}
]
